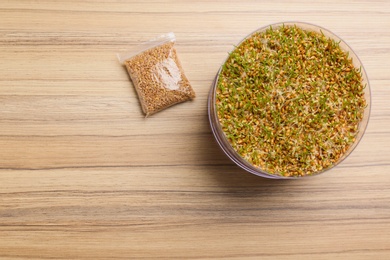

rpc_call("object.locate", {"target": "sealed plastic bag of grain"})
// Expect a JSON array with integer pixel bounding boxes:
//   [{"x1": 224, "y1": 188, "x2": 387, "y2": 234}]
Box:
[{"x1": 118, "y1": 33, "x2": 195, "y2": 116}]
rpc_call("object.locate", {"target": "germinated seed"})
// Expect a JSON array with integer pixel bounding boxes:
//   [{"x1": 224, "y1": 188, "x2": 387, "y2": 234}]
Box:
[{"x1": 216, "y1": 25, "x2": 366, "y2": 177}]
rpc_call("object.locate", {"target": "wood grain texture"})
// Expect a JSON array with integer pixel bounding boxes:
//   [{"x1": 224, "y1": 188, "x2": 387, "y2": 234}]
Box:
[{"x1": 1, "y1": 0, "x2": 390, "y2": 259}]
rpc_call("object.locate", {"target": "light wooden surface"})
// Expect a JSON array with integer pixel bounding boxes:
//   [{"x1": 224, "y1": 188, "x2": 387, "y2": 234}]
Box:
[{"x1": 1, "y1": 0, "x2": 390, "y2": 259}]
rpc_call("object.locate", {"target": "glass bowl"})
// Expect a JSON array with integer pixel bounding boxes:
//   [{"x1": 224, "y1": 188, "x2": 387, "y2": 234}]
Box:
[{"x1": 208, "y1": 22, "x2": 371, "y2": 179}]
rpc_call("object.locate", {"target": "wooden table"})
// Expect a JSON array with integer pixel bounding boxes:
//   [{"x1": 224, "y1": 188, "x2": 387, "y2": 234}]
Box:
[{"x1": 1, "y1": 1, "x2": 390, "y2": 259}]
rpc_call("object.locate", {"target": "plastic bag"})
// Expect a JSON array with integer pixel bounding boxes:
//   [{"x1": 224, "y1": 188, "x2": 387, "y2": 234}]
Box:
[{"x1": 118, "y1": 33, "x2": 196, "y2": 116}]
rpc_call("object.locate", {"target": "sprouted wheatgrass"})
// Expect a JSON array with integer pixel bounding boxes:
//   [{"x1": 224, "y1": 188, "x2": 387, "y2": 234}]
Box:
[{"x1": 216, "y1": 25, "x2": 366, "y2": 177}]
